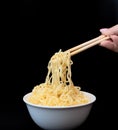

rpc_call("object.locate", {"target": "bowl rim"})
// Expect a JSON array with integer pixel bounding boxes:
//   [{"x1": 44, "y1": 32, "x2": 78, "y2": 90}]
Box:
[{"x1": 23, "y1": 91, "x2": 96, "y2": 109}]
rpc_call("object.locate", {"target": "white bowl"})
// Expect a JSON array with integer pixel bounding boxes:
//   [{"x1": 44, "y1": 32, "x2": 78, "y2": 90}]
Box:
[{"x1": 23, "y1": 91, "x2": 96, "y2": 130}]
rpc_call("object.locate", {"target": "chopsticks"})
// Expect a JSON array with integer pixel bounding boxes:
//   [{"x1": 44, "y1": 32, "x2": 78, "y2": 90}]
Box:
[{"x1": 66, "y1": 35, "x2": 110, "y2": 56}]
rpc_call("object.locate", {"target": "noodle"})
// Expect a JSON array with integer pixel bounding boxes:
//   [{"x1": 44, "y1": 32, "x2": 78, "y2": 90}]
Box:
[{"x1": 28, "y1": 50, "x2": 89, "y2": 106}]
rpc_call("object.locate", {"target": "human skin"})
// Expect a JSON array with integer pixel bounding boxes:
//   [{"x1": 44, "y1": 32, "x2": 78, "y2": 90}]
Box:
[{"x1": 99, "y1": 24, "x2": 118, "y2": 52}]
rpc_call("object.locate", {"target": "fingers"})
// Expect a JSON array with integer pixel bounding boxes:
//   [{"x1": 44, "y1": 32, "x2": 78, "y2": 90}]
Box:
[
  {"x1": 99, "y1": 24, "x2": 118, "y2": 52},
  {"x1": 100, "y1": 35, "x2": 118, "y2": 52},
  {"x1": 100, "y1": 41, "x2": 115, "y2": 50},
  {"x1": 109, "y1": 24, "x2": 118, "y2": 35},
  {"x1": 100, "y1": 24, "x2": 118, "y2": 35},
  {"x1": 100, "y1": 28, "x2": 111, "y2": 35}
]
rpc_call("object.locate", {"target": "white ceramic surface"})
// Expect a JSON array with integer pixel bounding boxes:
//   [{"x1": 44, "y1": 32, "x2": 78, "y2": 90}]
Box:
[{"x1": 23, "y1": 91, "x2": 96, "y2": 130}]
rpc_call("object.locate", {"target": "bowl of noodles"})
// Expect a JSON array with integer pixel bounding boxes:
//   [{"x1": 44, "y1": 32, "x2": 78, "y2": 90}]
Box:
[
  {"x1": 23, "y1": 50, "x2": 96, "y2": 130},
  {"x1": 23, "y1": 90, "x2": 96, "y2": 130}
]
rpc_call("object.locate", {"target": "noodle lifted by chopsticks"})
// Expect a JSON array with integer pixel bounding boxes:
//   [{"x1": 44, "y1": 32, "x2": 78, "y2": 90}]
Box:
[{"x1": 28, "y1": 50, "x2": 89, "y2": 106}]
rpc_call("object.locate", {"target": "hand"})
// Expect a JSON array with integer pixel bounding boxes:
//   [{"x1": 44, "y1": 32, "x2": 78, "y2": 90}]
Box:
[{"x1": 99, "y1": 24, "x2": 118, "y2": 52}]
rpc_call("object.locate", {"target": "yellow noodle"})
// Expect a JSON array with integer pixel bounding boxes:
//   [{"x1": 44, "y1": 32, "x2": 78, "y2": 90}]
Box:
[{"x1": 28, "y1": 50, "x2": 89, "y2": 106}]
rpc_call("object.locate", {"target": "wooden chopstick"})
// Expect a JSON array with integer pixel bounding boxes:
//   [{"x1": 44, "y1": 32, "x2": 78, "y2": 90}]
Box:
[{"x1": 66, "y1": 35, "x2": 110, "y2": 56}]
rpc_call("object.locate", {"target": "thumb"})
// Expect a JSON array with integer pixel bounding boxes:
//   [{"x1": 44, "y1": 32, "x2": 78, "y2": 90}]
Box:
[
  {"x1": 100, "y1": 24, "x2": 118, "y2": 35},
  {"x1": 108, "y1": 24, "x2": 118, "y2": 35},
  {"x1": 100, "y1": 28, "x2": 110, "y2": 35}
]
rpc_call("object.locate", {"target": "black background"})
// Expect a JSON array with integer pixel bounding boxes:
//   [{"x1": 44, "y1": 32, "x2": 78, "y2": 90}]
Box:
[{"x1": 1, "y1": 0, "x2": 118, "y2": 129}]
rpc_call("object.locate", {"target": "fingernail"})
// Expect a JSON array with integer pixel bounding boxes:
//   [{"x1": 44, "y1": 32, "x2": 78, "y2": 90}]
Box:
[{"x1": 100, "y1": 28, "x2": 108, "y2": 33}]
